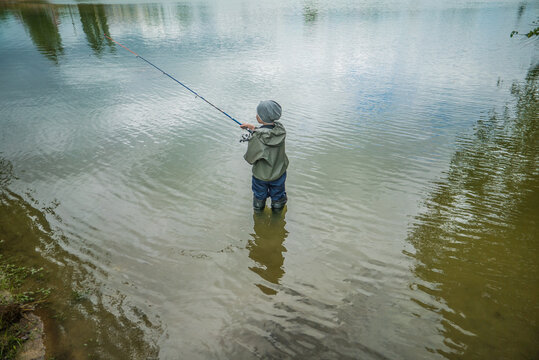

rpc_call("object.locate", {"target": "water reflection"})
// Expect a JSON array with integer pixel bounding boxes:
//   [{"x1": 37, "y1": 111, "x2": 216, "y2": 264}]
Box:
[
  {"x1": 406, "y1": 64, "x2": 539, "y2": 359},
  {"x1": 517, "y1": 3, "x2": 526, "y2": 20},
  {"x1": 176, "y1": 4, "x2": 192, "y2": 24},
  {"x1": 78, "y1": 4, "x2": 114, "y2": 56},
  {"x1": 303, "y1": 1, "x2": 319, "y2": 23},
  {"x1": 0, "y1": 2, "x2": 195, "y2": 62},
  {"x1": 0, "y1": 157, "x2": 14, "y2": 188},
  {"x1": 0, "y1": 157, "x2": 159, "y2": 359},
  {"x1": 0, "y1": 7, "x2": 8, "y2": 21},
  {"x1": 9, "y1": 3, "x2": 64, "y2": 63},
  {"x1": 247, "y1": 209, "x2": 288, "y2": 295}
]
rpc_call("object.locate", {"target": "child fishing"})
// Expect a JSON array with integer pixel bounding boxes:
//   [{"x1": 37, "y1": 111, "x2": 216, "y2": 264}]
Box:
[
  {"x1": 103, "y1": 37, "x2": 289, "y2": 212},
  {"x1": 240, "y1": 101, "x2": 289, "y2": 211}
]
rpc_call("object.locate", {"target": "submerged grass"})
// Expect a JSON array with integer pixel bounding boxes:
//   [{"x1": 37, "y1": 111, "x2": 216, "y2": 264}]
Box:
[{"x1": 0, "y1": 255, "x2": 50, "y2": 359}]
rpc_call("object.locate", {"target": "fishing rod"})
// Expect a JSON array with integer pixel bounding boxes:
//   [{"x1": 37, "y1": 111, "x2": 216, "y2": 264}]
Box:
[{"x1": 104, "y1": 34, "x2": 246, "y2": 130}]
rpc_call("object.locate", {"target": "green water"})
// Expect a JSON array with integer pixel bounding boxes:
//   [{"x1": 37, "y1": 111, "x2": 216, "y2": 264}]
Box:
[{"x1": 0, "y1": 0, "x2": 537, "y2": 358}]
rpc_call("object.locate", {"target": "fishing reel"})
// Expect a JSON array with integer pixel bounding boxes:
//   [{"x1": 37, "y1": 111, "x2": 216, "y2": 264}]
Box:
[{"x1": 239, "y1": 130, "x2": 253, "y2": 143}]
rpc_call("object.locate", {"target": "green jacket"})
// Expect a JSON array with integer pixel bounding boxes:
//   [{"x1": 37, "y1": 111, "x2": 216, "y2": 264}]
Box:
[{"x1": 244, "y1": 122, "x2": 289, "y2": 181}]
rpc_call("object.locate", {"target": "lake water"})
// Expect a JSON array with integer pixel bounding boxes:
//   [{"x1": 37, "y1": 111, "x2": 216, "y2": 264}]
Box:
[{"x1": 0, "y1": 0, "x2": 537, "y2": 359}]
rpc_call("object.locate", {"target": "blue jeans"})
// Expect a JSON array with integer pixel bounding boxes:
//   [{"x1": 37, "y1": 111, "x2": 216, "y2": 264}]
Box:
[{"x1": 252, "y1": 172, "x2": 287, "y2": 201}]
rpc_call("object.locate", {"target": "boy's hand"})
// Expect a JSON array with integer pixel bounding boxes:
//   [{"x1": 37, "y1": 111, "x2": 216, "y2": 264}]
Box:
[{"x1": 240, "y1": 123, "x2": 256, "y2": 131}]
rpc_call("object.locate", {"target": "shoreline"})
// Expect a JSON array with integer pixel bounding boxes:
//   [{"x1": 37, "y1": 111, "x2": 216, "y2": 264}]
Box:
[{"x1": 0, "y1": 288, "x2": 46, "y2": 360}]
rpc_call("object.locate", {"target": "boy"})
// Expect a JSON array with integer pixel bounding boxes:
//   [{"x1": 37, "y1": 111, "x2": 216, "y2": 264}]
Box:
[{"x1": 240, "y1": 100, "x2": 288, "y2": 211}]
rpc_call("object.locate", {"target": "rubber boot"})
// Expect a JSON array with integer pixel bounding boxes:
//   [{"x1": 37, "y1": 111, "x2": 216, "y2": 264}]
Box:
[
  {"x1": 271, "y1": 194, "x2": 287, "y2": 211},
  {"x1": 253, "y1": 196, "x2": 266, "y2": 212}
]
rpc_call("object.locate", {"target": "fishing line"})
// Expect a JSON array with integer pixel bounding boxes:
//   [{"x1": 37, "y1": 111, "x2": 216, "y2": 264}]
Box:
[{"x1": 104, "y1": 34, "x2": 247, "y2": 131}]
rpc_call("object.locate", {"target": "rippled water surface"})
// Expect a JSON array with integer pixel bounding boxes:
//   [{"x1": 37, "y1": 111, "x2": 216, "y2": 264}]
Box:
[{"x1": 0, "y1": 0, "x2": 538, "y2": 359}]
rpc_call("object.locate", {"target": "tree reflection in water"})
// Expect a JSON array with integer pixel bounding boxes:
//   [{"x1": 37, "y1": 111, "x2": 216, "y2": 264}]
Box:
[
  {"x1": 78, "y1": 4, "x2": 114, "y2": 56},
  {"x1": 10, "y1": 3, "x2": 64, "y2": 63},
  {"x1": 406, "y1": 64, "x2": 538, "y2": 359},
  {"x1": 0, "y1": 2, "x2": 117, "y2": 62}
]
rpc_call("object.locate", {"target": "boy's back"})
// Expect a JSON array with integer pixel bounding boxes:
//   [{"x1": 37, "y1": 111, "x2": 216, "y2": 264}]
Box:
[{"x1": 244, "y1": 121, "x2": 288, "y2": 182}]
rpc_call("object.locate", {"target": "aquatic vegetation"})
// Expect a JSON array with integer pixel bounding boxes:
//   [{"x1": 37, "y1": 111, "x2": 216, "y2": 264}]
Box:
[{"x1": 0, "y1": 259, "x2": 50, "y2": 359}]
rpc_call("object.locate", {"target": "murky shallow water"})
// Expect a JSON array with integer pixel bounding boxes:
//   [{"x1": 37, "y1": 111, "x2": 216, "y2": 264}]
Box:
[{"x1": 0, "y1": 0, "x2": 538, "y2": 358}]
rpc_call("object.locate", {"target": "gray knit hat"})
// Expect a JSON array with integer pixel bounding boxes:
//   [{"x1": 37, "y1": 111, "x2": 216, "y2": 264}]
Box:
[{"x1": 257, "y1": 100, "x2": 282, "y2": 123}]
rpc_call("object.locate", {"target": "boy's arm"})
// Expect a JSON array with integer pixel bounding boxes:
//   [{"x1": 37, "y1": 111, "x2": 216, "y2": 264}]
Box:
[{"x1": 240, "y1": 123, "x2": 256, "y2": 131}]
